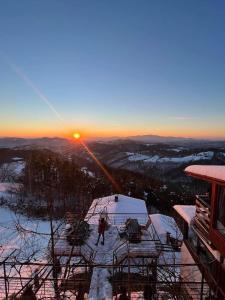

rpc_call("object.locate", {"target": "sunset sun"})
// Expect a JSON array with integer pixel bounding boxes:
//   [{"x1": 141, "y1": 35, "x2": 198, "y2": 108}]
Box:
[{"x1": 73, "y1": 132, "x2": 81, "y2": 140}]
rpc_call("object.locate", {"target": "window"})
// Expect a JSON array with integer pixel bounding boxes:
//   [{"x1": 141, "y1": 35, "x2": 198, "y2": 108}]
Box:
[{"x1": 216, "y1": 185, "x2": 225, "y2": 237}]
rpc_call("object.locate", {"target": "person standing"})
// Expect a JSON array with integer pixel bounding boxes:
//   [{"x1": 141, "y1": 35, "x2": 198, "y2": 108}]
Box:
[{"x1": 95, "y1": 218, "x2": 106, "y2": 246}]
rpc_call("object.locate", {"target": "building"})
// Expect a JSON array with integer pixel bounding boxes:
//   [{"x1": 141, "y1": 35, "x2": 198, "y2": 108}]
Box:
[
  {"x1": 54, "y1": 194, "x2": 186, "y2": 299},
  {"x1": 174, "y1": 165, "x2": 225, "y2": 299},
  {"x1": 1, "y1": 189, "x2": 217, "y2": 299}
]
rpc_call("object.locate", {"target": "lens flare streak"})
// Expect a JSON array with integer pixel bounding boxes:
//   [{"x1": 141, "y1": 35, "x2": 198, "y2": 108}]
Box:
[
  {"x1": 80, "y1": 140, "x2": 121, "y2": 193},
  {"x1": 1, "y1": 53, "x2": 65, "y2": 124},
  {"x1": 2, "y1": 53, "x2": 121, "y2": 192}
]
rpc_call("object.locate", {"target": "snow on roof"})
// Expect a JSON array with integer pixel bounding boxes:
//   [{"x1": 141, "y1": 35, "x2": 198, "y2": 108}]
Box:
[
  {"x1": 150, "y1": 214, "x2": 183, "y2": 241},
  {"x1": 185, "y1": 165, "x2": 225, "y2": 183},
  {"x1": 85, "y1": 194, "x2": 148, "y2": 226},
  {"x1": 173, "y1": 205, "x2": 196, "y2": 225}
]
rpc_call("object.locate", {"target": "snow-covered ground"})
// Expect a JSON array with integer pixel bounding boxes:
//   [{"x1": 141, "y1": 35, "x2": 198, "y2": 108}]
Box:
[
  {"x1": 148, "y1": 213, "x2": 182, "y2": 286},
  {"x1": 0, "y1": 180, "x2": 50, "y2": 260},
  {"x1": 219, "y1": 152, "x2": 225, "y2": 158},
  {"x1": 126, "y1": 151, "x2": 214, "y2": 164},
  {"x1": 81, "y1": 167, "x2": 95, "y2": 178},
  {"x1": 0, "y1": 159, "x2": 24, "y2": 204},
  {"x1": 0, "y1": 206, "x2": 59, "y2": 298},
  {"x1": 0, "y1": 182, "x2": 21, "y2": 194},
  {"x1": 170, "y1": 148, "x2": 183, "y2": 152},
  {"x1": 0, "y1": 207, "x2": 52, "y2": 259},
  {"x1": 0, "y1": 182, "x2": 23, "y2": 210},
  {"x1": 0, "y1": 160, "x2": 25, "y2": 176},
  {"x1": 150, "y1": 214, "x2": 183, "y2": 244},
  {"x1": 12, "y1": 157, "x2": 23, "y2": 161},
  {"x1": 126, "y1": 152, "x2": 151, "y2": 161},
  {"x1": 173, "y1": 205, "x2": 196, "y2": 225}
]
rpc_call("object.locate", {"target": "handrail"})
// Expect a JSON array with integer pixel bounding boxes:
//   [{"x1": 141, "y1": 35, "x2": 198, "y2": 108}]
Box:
[
  {"x1": 195, "y1": 195, "x2": 211, "y2": 238},
  {"x1": 0, "y1": 249, "x2": 17, "y2": 265},
  {"x1": 12, "y1": 262, "x2": 51, "y2": 297},
  {"x1": 196, "y1": 195, "x2": 210, "y2": 208},
  {"x1": 185, "y1": 239, "x2": 225, "y2": 298}
]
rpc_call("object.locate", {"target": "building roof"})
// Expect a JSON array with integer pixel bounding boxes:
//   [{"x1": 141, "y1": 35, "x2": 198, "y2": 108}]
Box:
[
  {"x1": 185, "y1": 165, "x2": 225, "y2": 184},
  {"x1": 173, "y1": 205, "x2": 196, "y2": 225},
  {"x1": 85, "y1": 194, "x2": 148, "y2": 226}
]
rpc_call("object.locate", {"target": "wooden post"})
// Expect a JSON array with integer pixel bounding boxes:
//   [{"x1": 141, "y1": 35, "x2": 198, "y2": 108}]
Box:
[
  {"x1": 3, "y1": 261, "x2": 8, "y2": 300},
  {"x1": 200, "y1": 269, "x2": 204, "y2": 300},
  {"x1": 210, "y1": 182, "x2": 217, "y2": 228},
  {"x1": 128, "y1": 244, "x2": 131, "y2": 300},
  {"x1": 49, "y1": 198, "x2": 60, "y2": 300}
]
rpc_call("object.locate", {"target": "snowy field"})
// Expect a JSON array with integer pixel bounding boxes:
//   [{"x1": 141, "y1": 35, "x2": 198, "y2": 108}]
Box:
[
  {"x1": 0, "y1": 207, "x2": 52, "y2": 259},
  {"x1": 0, "y1": 182, "x2": 55, "y2": 260},
  {"x1": 0, "y1": 206, "x2": 62, "y2": 298},
  {"x1": 126, "y1": 151, "x2": 214, "y2": 164}
]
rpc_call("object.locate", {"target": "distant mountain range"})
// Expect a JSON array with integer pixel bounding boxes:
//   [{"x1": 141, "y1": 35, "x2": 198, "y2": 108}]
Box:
[
  {"x1": 125, "y1": 135, "x2": 225, "y2": 148},
  {"x1": 0, "y1": 136, "x2": 224, "y2": 187},
  {"x1": 0, "y1": 137, "x2": 71, "y2": 150},
  {"x1": 126, "y1": 134, "x2": 195, "y2": 143},
  {"x1": 0, "y1": 135, "x2": 224, "y2": 149}
]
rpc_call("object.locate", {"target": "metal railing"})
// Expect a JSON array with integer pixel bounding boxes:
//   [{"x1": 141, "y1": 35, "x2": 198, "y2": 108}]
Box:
[{"x1": 0, "y1": 261, "x2": 217, "y2": 300}]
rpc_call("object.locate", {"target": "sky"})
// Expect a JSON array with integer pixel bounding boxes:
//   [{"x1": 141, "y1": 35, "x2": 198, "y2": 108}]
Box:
[{"x1": 0, "y1": 0, "x2": 225, "y2": 140}]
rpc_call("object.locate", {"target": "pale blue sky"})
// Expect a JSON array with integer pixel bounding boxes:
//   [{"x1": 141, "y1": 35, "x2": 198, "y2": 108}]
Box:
[{"x1": 0, "y1": 0, "x2": 225, "y2": 138}]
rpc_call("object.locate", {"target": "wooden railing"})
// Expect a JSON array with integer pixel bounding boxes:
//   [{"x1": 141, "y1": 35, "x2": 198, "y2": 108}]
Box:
[
  {"x1": 194, "y1": 195, "x2": 211, "y2": 239},
  {"x1": 185, "y1": 238, "x2": 225, "y2": 298}
]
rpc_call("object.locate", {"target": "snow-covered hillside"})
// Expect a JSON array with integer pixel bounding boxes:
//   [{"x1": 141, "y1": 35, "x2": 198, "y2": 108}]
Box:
[
  {"x1": 1, "y1": 160, "x2": 25, "y2": 175},
  {"x1": 126, "y1": 151, "x2": 214, "y2": 164}
]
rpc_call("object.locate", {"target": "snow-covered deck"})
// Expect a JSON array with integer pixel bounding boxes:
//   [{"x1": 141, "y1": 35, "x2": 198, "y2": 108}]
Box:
[
  {"x1": 173, "y1": 205, "x2": 196, "y2": 225},
  {"x1": 54, "y1": 195, "x2": 162, "y2": 299},
  {"x1": 150, "y1": 213, "x2": 183, "y2": 243}
]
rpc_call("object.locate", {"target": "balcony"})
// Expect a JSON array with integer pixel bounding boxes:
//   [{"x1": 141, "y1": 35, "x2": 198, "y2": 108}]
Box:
[
  {"x1": 193, "y1": 195, "x2": 211, "y2": 240},
  {"x1": 186, "y1": 227, "x2": 225, "y2": 298}
]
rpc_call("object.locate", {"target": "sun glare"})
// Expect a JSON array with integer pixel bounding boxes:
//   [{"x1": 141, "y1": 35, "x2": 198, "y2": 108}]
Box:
[{"x1": 73, "y1": 132, "x2": 81, "y2": 140}]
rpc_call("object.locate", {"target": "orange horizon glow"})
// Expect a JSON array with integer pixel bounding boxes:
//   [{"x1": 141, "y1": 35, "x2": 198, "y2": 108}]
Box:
[
  {"x1": 1, "y1": 130, "x2": 225, "y2": 140},
  {"x1": 1, "y1": 127, "x2": 225, "y2": 140}
]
